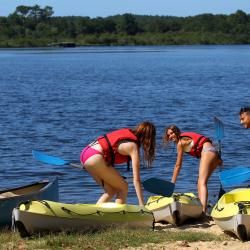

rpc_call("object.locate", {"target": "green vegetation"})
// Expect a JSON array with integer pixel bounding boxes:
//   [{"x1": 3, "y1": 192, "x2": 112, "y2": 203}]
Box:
[
  {"x1": 0, "y1": 5, "x2": 250, "y2": 47},
  {"x1": 0, "y1": 227, "x2": 227, "y2": 250}
]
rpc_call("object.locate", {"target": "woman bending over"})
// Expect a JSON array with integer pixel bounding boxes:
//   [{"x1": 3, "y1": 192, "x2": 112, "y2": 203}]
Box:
[
  {"x1": 80, "y1": 121, "x2": 156, "y2": 206},
  {"x1": 163, "y1": 125, "x2": 222, "y2": 212}
]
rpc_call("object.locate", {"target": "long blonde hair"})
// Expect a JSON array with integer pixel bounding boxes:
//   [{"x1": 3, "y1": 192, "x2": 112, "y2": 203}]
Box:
[{"x1": 133, "y1": 121, "x2": 156, "y2": 167}]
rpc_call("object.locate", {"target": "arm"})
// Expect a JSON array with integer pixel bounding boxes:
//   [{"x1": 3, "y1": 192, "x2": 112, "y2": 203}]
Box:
[
  {"x1": 171, "y1": 141, "x2": 184, "y2": 184},
  {"x1": 118, "y1": 142, "x2": 144, "y2": 205}
]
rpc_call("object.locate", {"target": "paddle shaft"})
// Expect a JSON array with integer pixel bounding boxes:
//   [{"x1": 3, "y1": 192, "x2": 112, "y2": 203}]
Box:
[
  {"x1": 69, "y1": 163, "x2": 83, "y2": 169},
  {"x1": 218, "y1": 139, "x2": 221, "y2": 157},
  {"x1": 214, "y1": 117, "x2": 226, "y2": 199}
]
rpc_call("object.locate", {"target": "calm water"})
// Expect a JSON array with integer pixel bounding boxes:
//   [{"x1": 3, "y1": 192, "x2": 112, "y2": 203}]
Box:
[{"x1": 0, "y1": 45, "x2": 249, "y2": 205}]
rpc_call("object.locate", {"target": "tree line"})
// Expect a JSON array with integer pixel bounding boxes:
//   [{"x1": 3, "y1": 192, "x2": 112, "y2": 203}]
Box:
[{"x1": 0, "y1": 5, "x2": 250, "y2": 47}]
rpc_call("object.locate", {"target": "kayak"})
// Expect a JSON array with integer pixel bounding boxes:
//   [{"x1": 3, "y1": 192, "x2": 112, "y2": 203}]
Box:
[
  {"x1": 0, "y1": 177, "x2": 58, "y2": 227},
  {"x1": 146, "y1": 193, "x2": 203, "y2": 226},
  {"x1": 211, "y1": 188, "x2": 250, "y2": 241},
  {"x1": 12, "y1": 200, "x2": 154, "y2": 237}
]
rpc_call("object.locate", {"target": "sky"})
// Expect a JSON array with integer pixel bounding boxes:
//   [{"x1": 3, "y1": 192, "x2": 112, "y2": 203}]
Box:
[{"x1": 0, "y1": 0, "x2": 250, "y2": 17}]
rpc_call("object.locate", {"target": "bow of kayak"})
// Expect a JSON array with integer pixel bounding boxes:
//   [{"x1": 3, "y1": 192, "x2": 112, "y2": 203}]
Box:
[
  {"x1": 146, "y1": 193, "x2": 203, "y2": 226},
  {"x1": 211, "y1": 188, "x2": 250, "y2": 241}
]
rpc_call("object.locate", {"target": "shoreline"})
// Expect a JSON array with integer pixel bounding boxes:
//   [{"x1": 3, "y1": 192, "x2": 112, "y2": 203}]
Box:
[
  {"x1": 129, "y1": 221, "x2": 250, "y2": 250},
  {"x1": 1, "y1": 43, "x2": 250, "y2": 49}
]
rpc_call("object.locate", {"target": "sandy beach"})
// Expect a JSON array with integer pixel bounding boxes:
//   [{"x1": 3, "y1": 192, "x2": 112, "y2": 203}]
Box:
[{"x1": 124, "y1": 220, "x2": 250, "y2": 250}]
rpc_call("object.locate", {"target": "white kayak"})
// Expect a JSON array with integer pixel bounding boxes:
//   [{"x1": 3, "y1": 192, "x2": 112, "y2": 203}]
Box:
[
  {"x1": 211, "y1": 188, "x2": 250, "y2": 241},
  {"x1": 146, "y1": 193, "x2": 203, "y2": 225}
]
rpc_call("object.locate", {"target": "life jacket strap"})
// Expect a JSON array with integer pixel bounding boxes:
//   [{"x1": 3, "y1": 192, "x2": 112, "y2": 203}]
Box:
[
  {"x1": 193, "y1": 136, "x2": 205, "y2": 158},
  {"x1": 194, "y1": 136, "x2": 212, "y2": 158},
  {"x1": 103, "y1": 134, "x2": 115, "y2": 166}
]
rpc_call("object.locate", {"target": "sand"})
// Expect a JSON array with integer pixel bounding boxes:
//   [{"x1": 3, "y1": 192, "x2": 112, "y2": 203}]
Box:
[{"x1": 124, "y1": 220, "x2": 250, "y2": 250}]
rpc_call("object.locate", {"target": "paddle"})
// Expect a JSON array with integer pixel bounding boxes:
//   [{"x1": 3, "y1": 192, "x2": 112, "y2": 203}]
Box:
[
  {"x1": 214, "y1": 117, "x2": 226, "y2": 199},
  {"x1": 32, "y1": 150, "x2": 82, "y2": 169},
  {"x1": 142, "y1": 178, "x2": 175, "y2": 197},
  {"x1": 219, "y1": 166, "x2": 250, "y2": 187},
  {"x1": 214, "y1": 117, "x2": 250, "y2": 188},
  {"x1": 214, "y1": 117, "x2": 224, "y2": 155}
]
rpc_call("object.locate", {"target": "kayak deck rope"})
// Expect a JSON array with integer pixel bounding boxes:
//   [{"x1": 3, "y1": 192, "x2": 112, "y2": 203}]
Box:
[
  {"x1": 61, "y1": 206, "x2": 101, "y2": 216},
  {"x1": 214, "y1": 201, "x2": 250, "y2": 213},
  {"x1": 27, "y1": 200, "x2": 151, "y2": 217},
  {"x1": 60, "y1": 206, "x2": 150, "y2": 216},
  {"x1": 236, "y1": 201, "x2": 250, "y2": 214},
  {"x1": 38, "y1": 200, "x2": 58, "y2": 216},
  {"x1": 173, "y1": 193, "x2": 197, "y2": 202},
  {"x1": 147, "y1": 193, "x2": 198, "y2": 206}
]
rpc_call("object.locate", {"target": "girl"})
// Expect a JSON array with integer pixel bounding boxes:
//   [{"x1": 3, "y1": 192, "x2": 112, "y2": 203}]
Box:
[
  {"x1": 163, "y1": 125, "x2": 222, "y2": 213},
  {"x1": 80, "y1": 121, "x2": 156, "y2": 206}
]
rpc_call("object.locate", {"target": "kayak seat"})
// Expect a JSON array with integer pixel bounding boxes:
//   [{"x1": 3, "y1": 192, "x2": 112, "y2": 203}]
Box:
[{"x1": 222, "y1": 189, "x2": 250, "y2": 204}]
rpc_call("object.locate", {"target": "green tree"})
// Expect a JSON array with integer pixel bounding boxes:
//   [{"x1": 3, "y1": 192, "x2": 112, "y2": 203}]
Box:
[
  {"x1": 15, "y1": 5, "x2": 32, "y2": 17},
  {"x1": 116, "y1": 13, "x2": 139, "y2": 35},
  {"x1": 1, "y1": 6, "x2": 250, "y2": 47}
]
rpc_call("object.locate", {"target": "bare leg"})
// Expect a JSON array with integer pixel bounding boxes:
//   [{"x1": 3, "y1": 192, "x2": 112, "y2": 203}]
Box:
[
  {"x1": 84, "y1": 154, "x2": 128, "y2": 204},
  {"x1": 198, "y1": 151, "x2": 219, "y2": 212},
  {"x1": 96, "y1": 182, "x2": 117, "y2": 204}
]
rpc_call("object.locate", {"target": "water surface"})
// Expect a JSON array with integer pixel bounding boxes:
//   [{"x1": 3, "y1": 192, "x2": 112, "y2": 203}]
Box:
[{"x1": 0, "y1": 45, "x2": 249, "y2": 205}]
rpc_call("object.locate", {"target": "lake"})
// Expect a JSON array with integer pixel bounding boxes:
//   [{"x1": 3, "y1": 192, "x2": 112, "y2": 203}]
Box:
[{"x1": 0, "y1": 45, "x2": 249, "y2": 205}]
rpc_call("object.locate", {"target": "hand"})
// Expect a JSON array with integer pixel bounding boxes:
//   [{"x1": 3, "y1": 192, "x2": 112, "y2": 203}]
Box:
[{"x1": 139, "y1": 204, "x2": 145, "y2": 209}]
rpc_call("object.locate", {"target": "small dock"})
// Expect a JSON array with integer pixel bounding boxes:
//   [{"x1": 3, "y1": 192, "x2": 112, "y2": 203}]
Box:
[{"x1": 48, "y1": 42, "x2": 76, "y2": 47}]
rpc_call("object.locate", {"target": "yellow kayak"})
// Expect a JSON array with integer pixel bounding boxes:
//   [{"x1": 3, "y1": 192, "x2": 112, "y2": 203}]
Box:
[
  {"x1": 211, "y1": 188, "x2": 250, "y2": 241},
  {"x1": 146, "y1": 193, "x2": 202, "y2": 226},
  {"x1": 12, "y1": 200, "x2": 154, "y2": 237}
]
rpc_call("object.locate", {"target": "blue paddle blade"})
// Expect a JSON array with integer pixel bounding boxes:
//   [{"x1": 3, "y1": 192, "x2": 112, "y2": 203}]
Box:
[
  {"x1": 32, "y1": 150, "x2": 69, "y2": 166},
  {"x1": 142, "y1": 178, "x2": 175, "y2": 197},
  {"x1": 219, "y1": 166, "x2": 250, "y2": 187},
  {"x1": 214, "y1": 117, "x2": 224, "y2": 141}
]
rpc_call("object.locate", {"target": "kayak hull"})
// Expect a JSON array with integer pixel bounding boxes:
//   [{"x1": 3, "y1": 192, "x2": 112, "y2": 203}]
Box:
[
  {"x1": 212, "y1": 188, "x2": 250, "y2": 241},
  {"x1": 12, "y1": 200, "x2": 154, "y2": 237},
  {"x1": 0, "y1": 178, "x2": 59, "y2": 227},
  {"x1": 213, "y1": 214, "x2": 250, "y2": 241},
  {"x1": 146, "y1": 193, "x2": 202, "y2": 225}
]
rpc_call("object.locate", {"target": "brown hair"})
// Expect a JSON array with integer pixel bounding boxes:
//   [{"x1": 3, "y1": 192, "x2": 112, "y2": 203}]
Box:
[
  {"x1": 133, "y1": 121, "x2": 156, "y2": 167},
  {"x1": 163, "y1": 125, "x2": 181, "y2": 145}
]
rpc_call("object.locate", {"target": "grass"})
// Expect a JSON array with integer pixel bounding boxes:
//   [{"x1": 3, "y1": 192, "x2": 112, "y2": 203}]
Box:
[{"x1": 0, "y1": 227, "x2": 228, "y2": 250}]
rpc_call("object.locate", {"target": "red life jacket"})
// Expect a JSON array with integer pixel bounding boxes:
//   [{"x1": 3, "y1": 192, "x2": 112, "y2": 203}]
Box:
[
  {"x1": 97, "y1": 128, "x2": 138, "y2": 166},
  {"x1": 180, "y1": 132, "x2": 211, "y2": 158}
]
